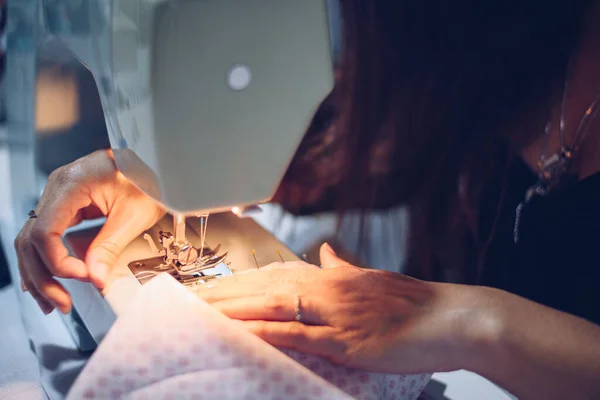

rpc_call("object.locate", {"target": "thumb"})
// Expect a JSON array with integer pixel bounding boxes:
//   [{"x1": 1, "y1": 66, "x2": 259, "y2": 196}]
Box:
[
  {"x1": 85, "y1": 208, "x2": 148, "y2": 288},
  {"x1": 319, "y1": 242, "x2": 351, "y2": 269}
]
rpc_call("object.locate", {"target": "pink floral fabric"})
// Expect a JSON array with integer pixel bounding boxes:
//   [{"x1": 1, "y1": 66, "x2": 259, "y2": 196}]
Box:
[{"x1": 68, "y1": 274, "x2": 430, "y2": 399}]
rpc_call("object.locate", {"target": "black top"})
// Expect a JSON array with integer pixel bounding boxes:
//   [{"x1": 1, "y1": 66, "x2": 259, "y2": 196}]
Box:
[{"x1": 481, "y1": 160, "x2": 600, "y2": 325}]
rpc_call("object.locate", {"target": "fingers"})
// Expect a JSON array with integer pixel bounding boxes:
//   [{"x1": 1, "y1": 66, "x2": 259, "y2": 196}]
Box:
[
  {"x1": 29, "y1": 194, "x2": 92, "y2": 282},
  {"x1": 18, "y1": 256, "x2": 54, "y2": 314},
  {"x1": 17, "y1": 242, "x2": 71, "y2": 314},
  {"x1": 211, "y1": 292, "x2": 326, "y2": 325},
  {"x1": 28, "y1": 163, "x2": 102, "y2": 284},
  {"x1": 13, "y1": 149, "x2": 164, "y2": 316},
  {"x1": 196, "y1": 279, "x2": 275, "y2": 303},
  {"x1": 24, "y1": 243, "x2": 72, "y2": 313},
  {"x1": 244, "y1": 321, "x2": 346, "y2": 363},
  {"x1": 85, "y1": 202, "x2": 158, "y2": 288},
  {"x1": 16, "y1": 221, "x2": 75, "y2": 314},
  {"x1": 30, "y1": 150, "x2": 122, "y2": 288},
  {"x1": 319, "y1": 243, "x2": 351, "y2": 269},
  {"x1": 197, "y1": 269, "x2": 310, "y2": 296},
  {"x1": 30, "y1": 230, "x2": 89, "y2": 281},
  {"x1": 195, "y1": 265, "x2": 321, "y2": 302}
]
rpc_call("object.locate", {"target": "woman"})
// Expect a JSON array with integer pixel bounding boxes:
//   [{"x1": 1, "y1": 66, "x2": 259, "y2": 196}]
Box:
[{"x1": 14, "y1": 1, "x2": 600, "y2": 398}]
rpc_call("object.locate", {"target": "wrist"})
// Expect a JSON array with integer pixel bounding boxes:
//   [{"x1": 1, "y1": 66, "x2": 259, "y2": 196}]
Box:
[{"x1": 454, "y1": 286, "x2": 511, "y2": 373}]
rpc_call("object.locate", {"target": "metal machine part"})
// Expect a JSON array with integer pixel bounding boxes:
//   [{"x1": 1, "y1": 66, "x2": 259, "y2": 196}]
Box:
[
  {"x1": 127, "y1": 254, "x2": 231, "y2": 287},
  {"x1": 136, "y1": 213, "x2": 230, "y2": 279}
]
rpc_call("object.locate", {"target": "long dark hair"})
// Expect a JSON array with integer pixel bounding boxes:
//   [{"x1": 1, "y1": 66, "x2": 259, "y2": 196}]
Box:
[{"x1": 276, "y1": 0, "x2": 592, "y2": 283}]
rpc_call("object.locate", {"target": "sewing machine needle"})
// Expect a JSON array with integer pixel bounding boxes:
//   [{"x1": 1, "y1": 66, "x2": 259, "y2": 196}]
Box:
[{"x1": 199, "y1": 214, "x2": 209, "y2": 255}]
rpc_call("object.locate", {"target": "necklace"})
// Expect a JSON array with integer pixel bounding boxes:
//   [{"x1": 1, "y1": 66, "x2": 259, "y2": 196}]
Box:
[{"x1": 513, "y1": 76, "x2": 600, "y2": 244}]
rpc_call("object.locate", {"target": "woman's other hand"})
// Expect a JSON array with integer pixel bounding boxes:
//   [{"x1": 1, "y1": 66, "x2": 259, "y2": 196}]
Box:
[
  {"x1": 14, "y1": 150, "x2": 165, "y2": 315},
  {"x1": 197, "y1": 243, "x2": 500, "y2": 374}
]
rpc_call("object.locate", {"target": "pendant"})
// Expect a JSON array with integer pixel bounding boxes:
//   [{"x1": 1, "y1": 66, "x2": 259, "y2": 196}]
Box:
[
  {"x1": 513, "y1": 183, "x2": 547, "y2": 244},
  {"x1": 513, "y1": 202, "x2": 524, "y2": 244}
]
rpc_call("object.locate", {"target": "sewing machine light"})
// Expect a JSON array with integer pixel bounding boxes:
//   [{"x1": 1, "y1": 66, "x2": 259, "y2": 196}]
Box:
[{"x1": 232, "y1": 206, "x2": 262, "y2": 218}]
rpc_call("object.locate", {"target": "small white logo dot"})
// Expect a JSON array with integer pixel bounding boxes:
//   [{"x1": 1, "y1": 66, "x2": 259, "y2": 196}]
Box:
[{"x1": 227, "y1": 65, "x2": 252, "y2": 91}]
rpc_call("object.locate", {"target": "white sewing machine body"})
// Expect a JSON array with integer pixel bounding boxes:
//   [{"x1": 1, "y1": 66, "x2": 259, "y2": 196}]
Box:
[{"x1": 45, "y1": 0, "x2": 334, "y2": 215}]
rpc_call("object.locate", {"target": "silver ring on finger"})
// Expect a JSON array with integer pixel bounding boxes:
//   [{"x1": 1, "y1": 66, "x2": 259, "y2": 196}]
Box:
[{"x1": 294, "y1": 295, "x2": 302, "y2": 323}]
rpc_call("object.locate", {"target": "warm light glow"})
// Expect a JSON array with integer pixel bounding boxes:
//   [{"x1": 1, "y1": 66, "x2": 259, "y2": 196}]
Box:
[
  {"x1": 231, "y1": 205, "x2": 262, "y2": 218},
  {"x1": 35, "y1": 67, "x2": 80, "y2": 134}
]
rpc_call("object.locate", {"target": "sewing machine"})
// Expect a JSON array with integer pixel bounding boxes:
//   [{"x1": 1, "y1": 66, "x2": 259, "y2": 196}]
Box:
[{"x1": 35, "y1": 0, "x2": 335, "y2": 350}]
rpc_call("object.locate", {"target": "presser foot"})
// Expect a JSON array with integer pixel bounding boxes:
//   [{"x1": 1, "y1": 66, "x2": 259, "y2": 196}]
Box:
[
  {"x1": 131, "y1": 230, "x2": 231, "y2": 287},
  {"x1": 147, "y1": 231, "x2": 228, "y2": 268},
  {"x1": 128, "y1": 255, "x2": 229, "y2": 287}
]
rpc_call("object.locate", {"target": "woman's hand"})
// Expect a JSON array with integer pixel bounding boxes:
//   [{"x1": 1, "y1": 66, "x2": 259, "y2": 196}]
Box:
[
  {"x1": 198, "y1": 243, "x2": 498, "y2": 375},
  {"x1": 200, "y1": 246, "x2": 600, "y2": 399},
  {"x1": 14, "y1": 150, "x2": 165, "y2": 315}
]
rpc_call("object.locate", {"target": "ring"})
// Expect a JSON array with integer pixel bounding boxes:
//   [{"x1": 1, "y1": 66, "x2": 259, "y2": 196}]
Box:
[
  {"x1": 294, "y1": 295, "x2": 302, "y2": 322},
  {"x1": 28, "y1": 210, "x2": 38, "y2": 219}
]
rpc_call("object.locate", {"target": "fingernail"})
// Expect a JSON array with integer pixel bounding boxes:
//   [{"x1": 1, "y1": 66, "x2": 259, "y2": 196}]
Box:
[
  {"x1": 49, "y1": 300, "x2": 71, "y2": 315},
  {"x1": 323, "y1": 242, "x2": 335, "y2": 254},
  {"x1": 90, "y1": 263, "x2": 109, "y2": 288},
  {"x1": 43, "y1": 305, "x2": 54, "y2": 315},
  {"x1": 21, "y1": 283, "x2": 28, "y2": 293}
]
